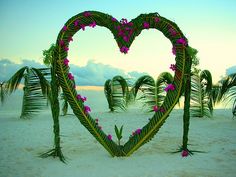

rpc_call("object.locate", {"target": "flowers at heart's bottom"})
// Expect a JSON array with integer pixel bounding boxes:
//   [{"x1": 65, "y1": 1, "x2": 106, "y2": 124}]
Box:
[{"x1": 181, "y1": 150, "x2": 189, "y2": 157}]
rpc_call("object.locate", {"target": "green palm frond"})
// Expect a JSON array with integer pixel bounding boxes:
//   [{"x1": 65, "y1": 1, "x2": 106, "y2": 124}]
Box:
[
  {"x1": 104, "y1": 76, "x2": 128, "y2": 112},
  {"x1": 20, "y1": 68, "x2": 50, "y2": 119},
  {"x1": 60, "y1": 93, "x2": 68, "y2": 116},
  {"x1": 0, "y1": 81, "x2": 7, "y2": 105},
  {"x1": 133, "y1": 73, "x2": 173, "y2": 112},
  {"x1": 6, "y1": 66, "x2": 29, "y2": 93},
  {"x1": 43, "y1": 44, "x2": 56, "y2": 67},
  {"x1": 190, "y1": 70, "x2": 213, "y2": 118}
]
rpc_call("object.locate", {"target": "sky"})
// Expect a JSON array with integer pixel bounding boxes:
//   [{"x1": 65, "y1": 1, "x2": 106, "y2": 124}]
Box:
[{"x1": 0, "y1": 0, "x2": 236, "y2": 85}]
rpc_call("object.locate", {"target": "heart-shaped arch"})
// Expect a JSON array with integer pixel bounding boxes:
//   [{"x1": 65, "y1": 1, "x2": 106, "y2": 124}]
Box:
[{"x1": 52, "y1": 11, "x2": 192, "y2": 157}]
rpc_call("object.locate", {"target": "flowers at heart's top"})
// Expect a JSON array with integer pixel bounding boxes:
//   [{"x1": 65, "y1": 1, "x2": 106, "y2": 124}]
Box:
[
  {"x1": 68, "y1": 73, "x2": 74, "y2": 80},
  {"x1": 63, "y1": 58, "x2": 69, "y2": 66},
  {"x1": 107, "y1": 134, "x2": 112, "y2": 140},
  {"x1": 84, "y1": 105, "x2": 91, "y2": 113},
  {"x1": 120, "y1": 18, "x2": 128, "y2": 25},
  {"x1": 120, "y1": 46, "x2": 129, "y2": 54},
  {"x1": 111, "y1": 17, "x2": 117, "y2": 22},
  {"x1": 164, "y1": 84, "x2": 175, "y2": 92},
  {"x1": 83, "y1": 11, "x2": 91, "y2": 17},
  {"x1": 143, "y1": 22, "x2": 150, "y2": 29}
]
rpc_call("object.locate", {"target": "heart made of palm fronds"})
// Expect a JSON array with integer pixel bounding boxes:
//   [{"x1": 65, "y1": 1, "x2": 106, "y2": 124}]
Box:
[{"x1": 54, "y1": 11, "x2": 190, "y2": 156}]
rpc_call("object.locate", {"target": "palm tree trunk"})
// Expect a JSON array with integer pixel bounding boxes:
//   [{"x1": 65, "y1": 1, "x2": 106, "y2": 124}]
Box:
[{"x1": 182, "y1": 57, "x2": 192, "y2": 150}]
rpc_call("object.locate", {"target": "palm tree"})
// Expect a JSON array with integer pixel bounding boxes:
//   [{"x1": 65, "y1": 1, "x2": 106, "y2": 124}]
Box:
[
  {"x1": 5, "y1": 66, "x2": 50, "y2": 119},
  {"x1": 0, "y1": 81, "x2": 7, "y2": 105},
  {"x1": 104, "y1": 75, "x2": 129, "y2": 112},
  {"x1": 40, "y1": 44, "x2": 65, "y2": 162},
  {"x1": 132, "y1": 72, "x2": 174, "y2": 112},
  {"x1": 213, "y1": 73, "x2": 236, "y2": 118},
  {"x1": 190, "y1": 69, "x2": 213, "y2": 118}
]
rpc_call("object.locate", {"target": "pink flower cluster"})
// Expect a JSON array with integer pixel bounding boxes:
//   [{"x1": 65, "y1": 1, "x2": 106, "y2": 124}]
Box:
[
  {"x1": 64, "y1": 58, "x2": 69, "y2": 66},
  {"x1": 153, "y1": 105, "x2": 165, "y2": 113},
  {"x1": 143, "y1": 22, "x2": 150, "y2": 29},
  {"x1": 120, "y1": 46, "x2": 129, "y2": 54},
  {"x1": 169, "y1": 64, "x2": 176, "y2": 71},
  {"x1": 132, "y1": 128, "x2": 142, "y2": 136},
  {"x1": 68, "y1": 73, "x2": 74, "y2": 80},
  {"x1": 177, "y1": 38, "x2": 187, "y2": 46},
  {"x1": 84, "y1": 105, "x2": 91, "y2": 114},
  {"x1": 181, "y1": 150, "x2": 189, "y2": 157},
  {"x1": 107, "y1": 134, "x2": 112, "y2": 140},
  {"x1": 169, "y1": 27, "x2": 177, "y2": 36},
  {"x1": 77, "y1": 94, "x2": 87, "y2": 102},
  {"x1": 164, "y1": 84, "x2": 175, "y2": 92}
]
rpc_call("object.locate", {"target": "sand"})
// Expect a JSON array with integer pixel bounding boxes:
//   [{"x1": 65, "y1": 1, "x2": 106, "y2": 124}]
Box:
[{"x1": 0, "y1": 90, "x2": 236, "y2": 177}]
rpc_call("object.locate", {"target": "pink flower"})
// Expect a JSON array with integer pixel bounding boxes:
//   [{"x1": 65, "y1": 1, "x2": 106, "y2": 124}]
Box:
[
  {"x1": 111, "y1": 17, "x2": 117, "y2": 22},
  {"x1": 68, "y1": 36, "x2": 73, "y2": 42},
  {"x1": 95, "y1": 118, "x2": 99, "y2": 122},
  {"x1": 98, "y1": 126, "x2": 102, "y2": 130},
  {"x1": 164, "y1": 84, "x2": 175, "y2": 92},
  {"x1": 135, "y1": 128, "x2": 142, "y2": 134},
  {"x1": 59, "y1": 40, "x2": 64, "y2": 47},
  {"x1": 160, "y1": 107, "x2": 165, "y2": 113},
  {"x1": 181, "y1": 150, "x2": 189, "y2": 157},
  {"x1": 154, "y1": 17, "x2": 160, "y2": 23},
  {"x1": 62, "y1": 25, "x2": 67, "y2": 31},
  {"x1": 120, "y1": 18, "x2": 128, "y2": 25},
  {"x1": 169, "y1": 28, "x2": 177, "y2": 36},
  {"x1": 63, "y1": 58, "x2": 69, "y2": 66},
  {"x1": 153, "y1": 105, "x2": 159, "y2": 112},
  {"x1": 84, "y1": 105, "x2": 91, "y2": 113},
  {"x1": 123, "y1": 36, "x2": 129, "y2": 42},
  {"x1": 170, "y1": 64, "x2": 176, "y2": 71},
  {"x1": 177, "y1": 38, "x2": 187, "y2": 46},
  {"x1": 68, "y1": 73, "x2": 74, "y2": 80},
  {"x1": 83, "y1": 11, "x2": 91, "y2": 17},
  {"x1": 132, "y1": 132, "x2": 135, "y2": 136},
  {"x1": 89, "y1": 21, "x2": 96, "y2": 28},
  {"x1": 143, "y1": 22, "x2": 150, "y2": 29},
  {"x1": 120, "y1": 46, "x2": 129, "y2": 54},
  {"x1": 77, "y1": 94, "x2": 87, "y2": 102},
  {"x1": 74, "y1": 20, "x2": 79, "y2": 27},
  {"x1": 128, "y1": 22, "x2": 133, "y2": 26},
  {"x1": 172, "y1": 46, "x2": 176, "y2": 55},
  {"x1": 80, "y1": 24, "x2": 86, "y2": 31},
  {"x1": 107, "y1": 134, "x2": 112, "y2": 140},
  {"x1": 64, "y1": 46, "x2": 69, "y2": 51}
]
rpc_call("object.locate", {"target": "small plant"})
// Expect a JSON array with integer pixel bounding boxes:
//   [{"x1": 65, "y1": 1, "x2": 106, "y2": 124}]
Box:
[{"x1": 114, "y1": 125, "x2": 123, "y2": 146}]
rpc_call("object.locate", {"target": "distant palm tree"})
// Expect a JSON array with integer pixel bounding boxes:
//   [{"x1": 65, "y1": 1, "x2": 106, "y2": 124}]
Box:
[
  {"x1": 132, "y1": 72, "x2": 173, "y2": 112},
  {"x1": 104, "y1": 75, "x2": 129, "y2": 112},
  {"x1": 213, "y1": 73, "x2": 236, "y2": 118},
  {"x1": 190, "y1": 69, "x2": 213, "y2": 118},
  {"x1": 5, "y1": 67, "x2": 50, "y2": 119},
  {"x1": 0, "y1": 81, "x2": 7, "y2": 105}
]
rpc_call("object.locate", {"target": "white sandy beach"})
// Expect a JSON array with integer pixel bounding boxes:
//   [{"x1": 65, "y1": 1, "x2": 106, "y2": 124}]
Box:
[{"x1": 0, "y1": 90, "x2": 236, "y2": 177}]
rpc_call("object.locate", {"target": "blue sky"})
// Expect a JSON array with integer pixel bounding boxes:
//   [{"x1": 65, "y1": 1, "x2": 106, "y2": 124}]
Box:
[{"x1": 0, "y1": 0, "x2": 236, "y2": 85}]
